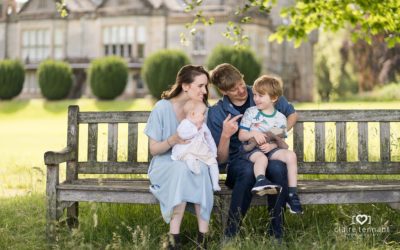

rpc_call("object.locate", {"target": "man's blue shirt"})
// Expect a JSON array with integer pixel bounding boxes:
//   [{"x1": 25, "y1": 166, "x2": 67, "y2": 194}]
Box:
[{"x1": 207, "y1": 86, "x2": 295, "y2": 163}]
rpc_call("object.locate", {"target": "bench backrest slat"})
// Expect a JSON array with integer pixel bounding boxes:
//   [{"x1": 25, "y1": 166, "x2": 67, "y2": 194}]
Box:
[
  {"x1": 67, "y1": 106, "x2": 79, "y2": 181},
  {"x1": 108, "y1": 123, "x2": 118, "y2": 162},
  {"x1": 88, "y1": 123, "x2": 98, "y2": 162},
  {"x1": 78, "y1": 162, "x2": 149, "y2": 174},
  {"x1": 358, "y1": 122, "x2": 368, "y2": 162},
  {"x1": 66, "y1": 106, "x2": 400, "y2": 175},
  {"x1": 315, "y1": 122, "x2": 325, "y2": 162},
  {"x1": 296, "y1": 110, "x2": 400, "y2": 122},
  {"x1": 380, "y1": 122, "x2": 390, "y2": 162},
  {"x1": 127, "y1": 123, "x2": 138, "y2": 162},
  {"x1": 336, "y1": 122, "x2": 346, "y2": 162},
  {"x1": 78, "y1": 111, "x2": 149, "y2": 123},
  {"x1": 293, "y1": 122, "x2": 304, "y2": 162}
]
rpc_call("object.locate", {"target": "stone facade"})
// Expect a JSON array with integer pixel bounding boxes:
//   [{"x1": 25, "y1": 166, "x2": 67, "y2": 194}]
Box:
[{"x1": 0, "y1": 0, "x2": 316, "y2": 101}]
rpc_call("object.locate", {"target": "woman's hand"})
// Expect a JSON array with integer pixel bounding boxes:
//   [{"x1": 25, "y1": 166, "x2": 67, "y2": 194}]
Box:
[
  {"x1": 259, "y1": 142, "x2": 277, "y2": 153},
  {"x1": 168, "y1": 133, "x2": 189, "y2": 146}
]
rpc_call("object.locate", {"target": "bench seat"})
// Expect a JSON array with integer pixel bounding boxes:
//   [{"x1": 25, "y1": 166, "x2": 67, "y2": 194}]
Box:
[{"x1": 56, "y1": 179, "x2": 400, "y2": 205}]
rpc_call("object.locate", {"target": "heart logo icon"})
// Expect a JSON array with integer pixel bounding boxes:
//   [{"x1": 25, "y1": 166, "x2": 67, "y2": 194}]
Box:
[{"x1": 356, "y1": 214, "x2": 368, "y2": 225}]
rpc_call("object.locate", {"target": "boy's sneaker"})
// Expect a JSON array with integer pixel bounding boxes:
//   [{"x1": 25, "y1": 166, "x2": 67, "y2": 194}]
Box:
[
  {"x1": 251, "y1": 178, "x2": 282, "y2": 196},
  {"x1": 287, "y1": 193, "x2": 303, "y2": 214}
]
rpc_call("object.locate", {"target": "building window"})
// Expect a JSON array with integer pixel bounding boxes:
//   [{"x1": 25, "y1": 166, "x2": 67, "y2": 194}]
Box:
[
  {"x1": 103, "y1": 25, "x2": 134, "y2": 58},
  {"x1": 22, "y1": 29, "x2": 50, "y2": 62},
  {"x1": 133, "y1": 73, "x2": 144, "y2": 90},
  {"x1": 137, "y1": 26, "x2": 146, "y2": 59},
  {"x1": 54, "y1": 29, "x2": 64, "y2": 59},
  {"x1": 193, "y1": 30, "x2": 205, "y2": 55}
]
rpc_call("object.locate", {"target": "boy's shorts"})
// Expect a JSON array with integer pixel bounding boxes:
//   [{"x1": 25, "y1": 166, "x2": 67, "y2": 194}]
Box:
[{"x1": 240, "y1": 144, "x2": 281, "y2": 161}]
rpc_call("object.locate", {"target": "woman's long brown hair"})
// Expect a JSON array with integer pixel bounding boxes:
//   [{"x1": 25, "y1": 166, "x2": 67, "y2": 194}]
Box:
[{"x1": 161, "y1": 65, "x2": 210, "y2": 105}]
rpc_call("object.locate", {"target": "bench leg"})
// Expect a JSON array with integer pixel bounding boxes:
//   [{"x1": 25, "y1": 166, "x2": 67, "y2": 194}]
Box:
[
  {"x1": 67, "y1": 202, "x2": 79, "y2": 228},
  {"x1": 46, "y1": 164, "x2": 59, "y2": 242}
]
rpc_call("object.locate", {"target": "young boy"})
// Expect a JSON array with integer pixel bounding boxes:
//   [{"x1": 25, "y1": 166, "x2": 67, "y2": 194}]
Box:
[
  {"x1": 238, "y1": 75, "x2": 303, "y2": 214},
  {"x1": 171, "y1": 99, "x2": 221, "y2": 191}
]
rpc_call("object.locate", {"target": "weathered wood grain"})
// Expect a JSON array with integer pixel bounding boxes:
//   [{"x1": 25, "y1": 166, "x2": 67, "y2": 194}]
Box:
[
  {"x1": 293, "y1": 122, "x2": 304, "y2": 162},
  {"x1": 44, "y1": 147, "x2": 74, "y2": 165},
  {"x1": 77, "y1": 162, "x2": 149, "y2": 174},
  {"x1": 67, "y1": 106, "x2": 79, "y2": 182},
  {"x1": 78, "y1": 111, "x2": 149, "y2": 123},
  {"x1": 87, "y1": 123, "x2": 98, "y2": 162},
  {"x1": 336, "y1": 122, "x2": 346, "y2": 162},
  {"x1": 108, "y1": 123, "x2": 118, "y2": 162},
  {"x1": 128, "y1": 123, "x2": 138, "y2": 162},
  {"x1": 315, "y1": 122, "x2": 325, "y2": 162},
  {"x1": 297, "y1": 110, "x2": 400, "y2": 122},
  {"x1": 298, "y1": 161, "x2": 400, "y2": 174},
  {"x1": 380, "y1": 122, "x2": 390, "y2": 162},
  {"x1": 358, "y1": 122, "x2": 368, "y2": 162}
]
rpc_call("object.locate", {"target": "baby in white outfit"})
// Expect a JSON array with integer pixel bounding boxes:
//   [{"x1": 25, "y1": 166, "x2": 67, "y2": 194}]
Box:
[{"x1": 171, "y1": 99, "x2": 221, "y2": 191}]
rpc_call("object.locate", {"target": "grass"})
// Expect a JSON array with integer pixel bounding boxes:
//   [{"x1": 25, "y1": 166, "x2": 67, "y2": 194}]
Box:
[{"x1": 1, "y1": 98, "x2": 400, "y2": 249}]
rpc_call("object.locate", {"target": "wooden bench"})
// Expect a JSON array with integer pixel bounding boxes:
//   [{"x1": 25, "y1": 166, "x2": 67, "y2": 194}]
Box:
[{"x1": 45, "y1": 106, "x2": 400, "y2": 238}]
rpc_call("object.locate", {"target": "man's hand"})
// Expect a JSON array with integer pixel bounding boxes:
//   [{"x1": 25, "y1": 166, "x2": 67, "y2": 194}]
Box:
[{"x1": 221, "y1": 114, "x2": 243, "y2": 139}]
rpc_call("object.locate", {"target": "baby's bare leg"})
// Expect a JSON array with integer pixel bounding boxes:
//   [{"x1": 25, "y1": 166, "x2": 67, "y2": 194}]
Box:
[
  {"x1": 269, "y1": 149, "x2": 298, "y2": 187},
  {"x1": 209, "y1": 164, "x2": 221, "y2": 191},
  {"x1": 249, "y1": 151, "x2": 268, "y2": 178}
]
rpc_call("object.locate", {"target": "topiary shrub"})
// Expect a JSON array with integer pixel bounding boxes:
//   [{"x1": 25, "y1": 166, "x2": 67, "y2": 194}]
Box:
[
  {"x1": 88, "y1": 56, "x2": 128, "y2": 100},
  {"x1": 207, "y1": 45, "x2": 261, "y2": 86},
  {"x1": 38, "y1": 60, "x2": 73, "y2": 100},
  {"x1": 0, "y1": 60, "x2": 25, "y2": 100},
  {"x1": 142, "y1": 49, "x2": 190, "y2": 99}
]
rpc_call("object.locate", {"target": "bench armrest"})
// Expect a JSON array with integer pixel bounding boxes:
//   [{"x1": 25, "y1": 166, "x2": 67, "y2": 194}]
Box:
[{"x1": 44, "y1": 148, "x2": 75, "y2": 165}]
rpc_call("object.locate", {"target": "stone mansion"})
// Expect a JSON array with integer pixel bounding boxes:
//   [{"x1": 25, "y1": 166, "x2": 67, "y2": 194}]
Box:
[{"x1": 0, "y1": 0, "x2": 316, "y2": 101}]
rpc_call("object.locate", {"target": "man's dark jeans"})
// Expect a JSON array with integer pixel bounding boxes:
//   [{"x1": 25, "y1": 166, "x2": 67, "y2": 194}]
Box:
[{"x1": 224, "y1": 157, "x2": 288, "y2": 239}]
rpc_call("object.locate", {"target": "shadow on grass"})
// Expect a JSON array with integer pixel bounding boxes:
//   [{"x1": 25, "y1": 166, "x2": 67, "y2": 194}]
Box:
[
  {"x1": 0, "y1": 100, "x2": 30, "y2": 114},
  {"x1": 42, "y1": 100, "x2": 78, "y2": 114}
]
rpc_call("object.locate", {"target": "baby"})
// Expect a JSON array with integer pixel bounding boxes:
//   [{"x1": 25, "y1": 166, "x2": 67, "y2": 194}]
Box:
[{"x1": 171, "y1": 99, "x2": 221, "y2": 191}]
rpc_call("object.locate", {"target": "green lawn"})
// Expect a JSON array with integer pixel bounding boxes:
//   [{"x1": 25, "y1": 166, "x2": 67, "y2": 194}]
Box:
[{"x1": 0, "y1": 99, "x2": 400, "y2": 249}]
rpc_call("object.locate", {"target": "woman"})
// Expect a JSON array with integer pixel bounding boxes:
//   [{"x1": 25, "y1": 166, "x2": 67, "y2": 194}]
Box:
[{"x1": 144, "y1": 65, "x2": 213, "y2": 249}]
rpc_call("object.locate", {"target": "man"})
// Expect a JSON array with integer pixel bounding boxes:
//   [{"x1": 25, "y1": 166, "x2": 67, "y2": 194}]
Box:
[{"x1": 207, "y1": 63, "x2": 298, "y2": 239}]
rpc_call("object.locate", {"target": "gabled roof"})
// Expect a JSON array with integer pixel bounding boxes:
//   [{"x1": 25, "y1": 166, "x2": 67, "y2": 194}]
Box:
[
  {"x1": 98, "y1": 0, "x2": 154, "y2": 10},
  {"x1": 65, "y1": 0, "x2": 96, "y2": 12},
  {"x1": 18, "y1": 0, "x2": 96, "y2": 16}
]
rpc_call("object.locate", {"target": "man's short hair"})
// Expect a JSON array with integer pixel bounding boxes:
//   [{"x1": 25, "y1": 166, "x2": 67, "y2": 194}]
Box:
[
  {"x1": 253, "y1": 75, "x2": 283, "y2": 99},
  {"x1": 210, "y1": 63, "x2": 243, "y2": 91}
]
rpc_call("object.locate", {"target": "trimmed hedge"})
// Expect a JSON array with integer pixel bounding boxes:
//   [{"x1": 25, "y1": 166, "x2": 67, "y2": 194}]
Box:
[
  {"x1": 38, "y1": 60, "x2": 73, "y2": 100},
  {"x1": 207, "y1": 45, "x2": 261, "y2": 86},
  {"x1": 0, "y1": 60, "x2": 25, "y2": 100},
  {"x1": 88, "y1": 56, "x2": 128, "y2": 100},
  {"x1": 142, "y1": 49, "x2": 190, "y2": 99}
]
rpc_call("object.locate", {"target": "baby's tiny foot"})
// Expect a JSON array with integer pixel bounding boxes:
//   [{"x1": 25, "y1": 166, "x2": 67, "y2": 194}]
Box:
[{"x1": 213, "y1": 185, "x2": 221, "y2": 192}]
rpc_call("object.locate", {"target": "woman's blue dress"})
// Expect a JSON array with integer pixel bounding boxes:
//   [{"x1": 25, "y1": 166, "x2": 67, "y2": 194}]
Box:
[{"x1": 144, "y1": 99, "x2": 213, "y2": 223}]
